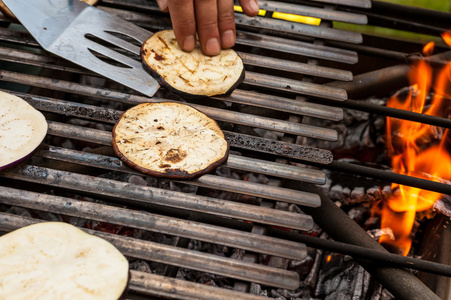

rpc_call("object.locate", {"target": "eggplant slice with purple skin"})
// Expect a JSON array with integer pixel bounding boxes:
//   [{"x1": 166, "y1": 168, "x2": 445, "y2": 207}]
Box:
[
  {"x1": 0, "y1": 222, "x2": 130, "y2": 300},
  {"x1": 112, "y1": 102, "x2": 229, "y2": 179},
  {"x1": 141, "y1": 29, "x2": 245, "y2": 99},
  {"x1": 0, "y1": 91, "x2": 48, "y2": 172}
]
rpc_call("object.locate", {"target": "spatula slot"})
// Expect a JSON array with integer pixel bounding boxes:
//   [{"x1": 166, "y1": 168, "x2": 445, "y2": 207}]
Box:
[
  {"x1": 84, "y1": 33, "x2": 140, "y2": 61},
  {"x1": 87, "y1": 48, "x2": 133, "y2": 69}
]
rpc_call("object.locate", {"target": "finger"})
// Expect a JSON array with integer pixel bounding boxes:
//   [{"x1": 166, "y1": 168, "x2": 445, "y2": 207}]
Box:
[
  {"x1": 167, "y1": 0, "x2": 196, "y2": 51},
  {"x1": 194, "y1": 0, "x2": 221, "y2": 56},
  {"x1": 238, "y1": 0, "x2": 259, "y2": 17},
  {"x1": 218, "y1": 0, "x2": 236, "y2": 49},
  {"x1": 156, "y1": 0, "x2": 169, "y2": 12}
]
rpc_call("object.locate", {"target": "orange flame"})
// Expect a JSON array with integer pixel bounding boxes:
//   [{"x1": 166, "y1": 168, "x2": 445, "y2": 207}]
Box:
[{"x1": 381, "y1": 34, "x2": 451, "y2": 256}]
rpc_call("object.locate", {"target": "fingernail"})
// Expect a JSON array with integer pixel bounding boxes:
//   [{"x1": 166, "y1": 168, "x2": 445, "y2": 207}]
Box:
[
  {"x1": 183, "y1": 35, "x2": 195, "y2": 51},
  {"x1": 250, "y1": 0, "x2": 259, "y2": 14},
  {"x1": 156, "y1": 0, "x2": 168, "y2": 11},
  {"x1": 222, "y1": 30, "x2": 235, "y2": 48},
  {"x1": 206, "y1": 38, "x2": 220, "y2": 55}
]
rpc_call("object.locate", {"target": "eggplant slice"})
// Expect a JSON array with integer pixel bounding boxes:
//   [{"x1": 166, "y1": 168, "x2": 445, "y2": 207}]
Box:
[
  {"x1": 141, "y1": 30, "x2": 245, "y2": 99},
  {"x1": 0, "y1": 91, "x2": 48, "y2": 172},
  {"x1": 112, "y1": 102, "x2": 229, "y2": 179},
  {"x1": 0, "y1": 222, "x2": 129, "y2": 300}
]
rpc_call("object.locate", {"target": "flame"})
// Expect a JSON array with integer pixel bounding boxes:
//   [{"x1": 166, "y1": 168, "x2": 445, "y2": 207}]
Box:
[{"x1": 381, "y1": 34, "x2": 451, "y2": 256}]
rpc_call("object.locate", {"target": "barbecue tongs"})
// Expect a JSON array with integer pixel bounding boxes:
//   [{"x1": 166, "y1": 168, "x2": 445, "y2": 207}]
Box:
[{"x1": 3, "y1": 0, "x2": 160, "y2": 96}]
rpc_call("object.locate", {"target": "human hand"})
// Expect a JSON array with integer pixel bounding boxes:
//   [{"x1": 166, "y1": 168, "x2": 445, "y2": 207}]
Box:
[{"x1": 156, "y1": 0, "x2": 259, "y2": 56}]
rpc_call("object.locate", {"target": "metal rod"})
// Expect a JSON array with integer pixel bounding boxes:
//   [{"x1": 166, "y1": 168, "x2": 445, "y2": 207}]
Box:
[
  {"x1": 0, "y1": 71, "x2": 339, "y2": 141},
  {"x1": 257, "y1": 0, "x2": 368, "y2": 24},
  {"x1": 0, "y1": 213, "x2": 300, "y2": 290},
  {"x1": 129, "y1": 270, "x2": 267, "y2": 300},
  {"x1": 38, "y1": 144, "x2": 326, "y2": 184},
  {"x1": 327, "y1": 160, "x2": 451, "y2": 196},
  {"x1": 245, "y1": 71, "x2": 348, "y2": 101},
  {"x1": 1, "y1": 165, "x2": 314, "y2": 231},
  {"x1": 235, "y1": 14, "x2": 363, "y2": 44},
  {"x1": 236, "y1": 51, "x2": 353, "y2": 82},
  {"x1": 289, "y1": 182, "x2": 441, "y2": 300},
  {"x1": 34, "y1": 145, "x2": 322, "y2": 207},
  {"x1": 0, "y1": 186, "x2": 308, "y2": 261},
  {"x1": 45, "y1": 119, "x2": 332, "y2": 164},
  {"x1": 236, "y1": 31, "x2": 358, "y2": 64},
  {"x1": 267, "y1": 227, "x2": 451, "y2": 277}
]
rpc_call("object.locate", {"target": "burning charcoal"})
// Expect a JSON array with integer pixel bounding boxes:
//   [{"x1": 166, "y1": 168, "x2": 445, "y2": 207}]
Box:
[{"x1": 249, "y1": 283, "x2": 268, "y2": 297}]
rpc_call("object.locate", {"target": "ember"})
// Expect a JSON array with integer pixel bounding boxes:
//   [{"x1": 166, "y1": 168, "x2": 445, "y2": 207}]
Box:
[{"x1": 380, "y1": 31, "x2": 451, "y2": 255}]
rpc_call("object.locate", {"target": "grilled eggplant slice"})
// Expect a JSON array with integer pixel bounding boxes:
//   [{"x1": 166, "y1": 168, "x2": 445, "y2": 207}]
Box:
[
  {"x1": 0, "y1": 91, "x2": 48, "y2": 172},
  {"x1": 0, "y1": 222, "x2": 129, "y2": 300},
  {"x1": 141, "y1": 30, "x2": 245, "y2": 99},
  {"x1": 112, "y1": 102, "x2": 229, "y2": 179}
]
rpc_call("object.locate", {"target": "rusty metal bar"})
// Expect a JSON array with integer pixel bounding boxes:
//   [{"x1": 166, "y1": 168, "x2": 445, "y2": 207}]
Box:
[
  {"x1": 219, "y1": 90, "x2": 343, "y2": 121},
  {"x1": 296, "y1": 183, "x2": 441, "y2": 300},
  {"x1": 0, "y1": 71, "x2": 339, "y2": 141},
  {"x1": 6, "y1": 82, "x2": 343, "y2": 123},
  {"x1": 310, "y1": 0, "x2": 372, "y2": 8},
  {"x1": 245, "y1": 71, "x2": 348, "y2": 101},
  {"x1": 235, "y1": 14, "x2": 363, "y2": 44},
  {"x1": 38, "y1": 145, "x2": 326, "y2": 184},
  {"x1": 257, "y1": 0, "x2": 368, "y2": 24},
  {"x1": 96, "y1": 6, "x2": 359, "y2": 64},
  {"x1": 44, "y1": 120, "x2": 332, "y2": 164},
  {"x1": 35, "y1": 146, "x2": 322, "y2": 207},
  {"x1": 1, "y1": 165, "x2": 314, "y2": 231},
  {"x1": 0, "y1": 42, "x2": 351, "y2": 82},
  {"x1": 0, "y1": 187, "x2": 308, "y2": 260},
  {"x1": 237, "y1": 52, "x2": 352, "y2": 82},
  {"x1": 129, "y1": 270, "x2": 267, "y2": 300},
  {"x1": 236, "y1": 31, "x2": 358, "y2": 64},
  {"x1": 0, "y1": 213, "x2": 300, "y2": 290}
]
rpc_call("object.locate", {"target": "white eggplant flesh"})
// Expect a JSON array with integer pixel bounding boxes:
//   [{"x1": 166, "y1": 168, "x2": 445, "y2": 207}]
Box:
[
  {"x1": 0, "y1": 91, "x2": 48, "y2": 172},
  {"x1": 112, "y1": 102, "x2": 229, "y2": 179},
  {"x1": 0, "y1": 222, "x2": 129, "y2": 300},
  {"x1": 141, "y1": 30, "x2": 245, "y2": 99}
]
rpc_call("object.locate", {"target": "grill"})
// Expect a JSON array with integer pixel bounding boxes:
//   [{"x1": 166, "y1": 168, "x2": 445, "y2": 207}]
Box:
[{"x1": 1, "y1": 0, "x2": 451, "y2": 299}]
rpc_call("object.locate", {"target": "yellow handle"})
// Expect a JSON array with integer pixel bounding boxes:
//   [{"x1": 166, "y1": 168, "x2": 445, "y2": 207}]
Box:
[{"x1": 234, "y1": 5, "x2": 321, "y2": 26}]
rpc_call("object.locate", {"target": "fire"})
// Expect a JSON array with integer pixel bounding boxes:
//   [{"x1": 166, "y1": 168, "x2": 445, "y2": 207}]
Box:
[{"x1": 381, "y1": 33, "x2": 451, "y2": 256}]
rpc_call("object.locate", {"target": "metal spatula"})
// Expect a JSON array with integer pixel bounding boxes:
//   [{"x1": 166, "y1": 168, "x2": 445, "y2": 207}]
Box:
[{"x1": 3, "y1": 0, "x2": 160, "y2": 96}]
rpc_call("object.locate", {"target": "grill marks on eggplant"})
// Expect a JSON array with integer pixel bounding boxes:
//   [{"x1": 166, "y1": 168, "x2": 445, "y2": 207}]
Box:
[
  {"x1": 112, "y1": 102, "x2": 229, "y2": 179},
  {"x1": 141, "y1": 30, "x2": 245, "y2": 99},
  {"x1": 0, "y1": 91, "x2": 48, "y2": 171}
]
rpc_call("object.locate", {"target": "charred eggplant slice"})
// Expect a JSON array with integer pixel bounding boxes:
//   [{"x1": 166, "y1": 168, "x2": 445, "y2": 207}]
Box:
[
  {"x1": 112, "y1": 102, "x2": 229, "y2": 179},
  {"x1": 0, "y1": 222, "x2": 129, "y2": 300},
  {"x1": 0, "y1": 91, "x2": 48, "y2": 172},
  {"x1": 141, "y1": 30, "x2": 245, "y2": 99}
]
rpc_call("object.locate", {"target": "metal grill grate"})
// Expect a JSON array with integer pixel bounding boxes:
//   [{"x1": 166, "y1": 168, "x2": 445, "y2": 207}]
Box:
[{"x1": 2, "y1": 0, "x2": 448, "y2": 299}]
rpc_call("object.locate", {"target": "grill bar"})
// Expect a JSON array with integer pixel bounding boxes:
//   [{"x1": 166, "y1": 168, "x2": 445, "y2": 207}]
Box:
[
  {"x1": 1, "y1": 165, "x2": 314, "y2": 231},
  {"x1": 37, "y1": 145, "x2": 326, "y2": 184},
  {"x1": 257, "y1": 0, "x2": 368, "y2": 24},
  {"x1": 0, "y1": 187, "x2": 308, "y2": 260},
  {"x1": 0, "y1": 213, "x2": 300, "y2": 290},
  {"x1": 95, "y1": 6, "x2": 360, "y2": 63},
  {"x1": 235, "y1": 14, "x2": 363, "y2": 44},
  {"x1": 236, "y1": 31, "x2": 358, "y2": 63},
  {"x1": 0, "y1": 71, "x2": 340, "y2": 141},
  {"x1": 128, "y1": 270, "x2": 267, "y2": 300},
  {"x1": 44, "y1": 120, "x2": 332, "y2": 165},
  {"x1": 309, "y1": 0, "x2": 372, "y2": 8},
  {"x1": 34, "y1": 146, "x2": 322, "y2": 207},
  {"x1": 245, "y1": 71, "x2": 348, "y2": 100}
]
